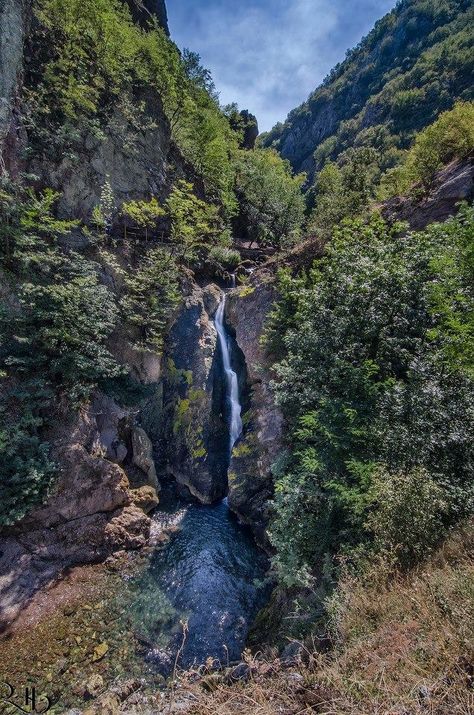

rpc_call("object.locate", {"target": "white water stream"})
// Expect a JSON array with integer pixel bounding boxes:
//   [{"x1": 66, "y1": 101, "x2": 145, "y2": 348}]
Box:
[{"x1": 215, "y1": 293, "x2": 243, "y2": 451}]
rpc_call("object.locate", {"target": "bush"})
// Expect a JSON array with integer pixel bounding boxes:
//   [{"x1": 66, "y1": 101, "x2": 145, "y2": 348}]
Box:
[
  {"x1": 0, "y1": 382, "x2": 57, "y2": 526},
  {"x1": 366, "y1": 467, "x2": 448, "y2": 567},
  {"x1": 121, "y1": 248, "x2": 180, "y2": 352},
  {"x1": 234, "y1": 149, "x2": 306, "y2": 250}
]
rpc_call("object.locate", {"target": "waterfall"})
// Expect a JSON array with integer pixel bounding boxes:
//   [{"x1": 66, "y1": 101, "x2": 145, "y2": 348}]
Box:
[{"x1": 215, "y1": 294, "x2": 243, "y2": 452}]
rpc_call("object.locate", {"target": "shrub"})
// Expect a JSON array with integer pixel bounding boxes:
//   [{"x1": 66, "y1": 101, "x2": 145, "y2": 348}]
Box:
[
  {"x1": 121, "y1": 248, "x2": 180, "y2": 352},
  {"x1": 366, "y1": 467, "x2": 448, "y2": 567},
  {"x1": 234, "y1": 149, "x2": 306, "y2": 250}
]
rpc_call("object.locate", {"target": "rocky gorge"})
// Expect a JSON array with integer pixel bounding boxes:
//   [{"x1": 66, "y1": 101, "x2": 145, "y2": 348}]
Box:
[
  {"x1": 0, "y1": 0, "x2": 283, "y2": 686},
  {"x1": 0, "y1": 0, "x2": 473, "y2": 712}
]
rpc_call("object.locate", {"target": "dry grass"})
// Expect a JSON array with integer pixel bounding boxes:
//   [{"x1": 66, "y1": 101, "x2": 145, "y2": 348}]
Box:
[{"x1": 161, "y1": 523, "x2": 474, "y2": 715}]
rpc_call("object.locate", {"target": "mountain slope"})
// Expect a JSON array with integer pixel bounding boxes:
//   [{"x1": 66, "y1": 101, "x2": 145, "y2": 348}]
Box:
[{"x1": 261, "y1": 0, "x2": 474, "y2": 181}]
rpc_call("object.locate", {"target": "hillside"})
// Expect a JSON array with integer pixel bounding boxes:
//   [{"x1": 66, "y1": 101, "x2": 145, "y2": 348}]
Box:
[{"x1": 261, "y1": 0, "x2": 474, "y2": 182}]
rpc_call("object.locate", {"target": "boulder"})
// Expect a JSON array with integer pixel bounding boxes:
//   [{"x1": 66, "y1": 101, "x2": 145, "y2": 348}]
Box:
[
  {"x1": 0, "y1": 407, "x2": 152, "y2": 629},
  {"x1": 132, "y1": 426, "x2": 159, "y2": 491},
  {"x1": 381, "y1": 157, "x2": 474, "y2": 231},
  {"x1": 131, "y1": 485, "x2": 159, "y2": 514}
]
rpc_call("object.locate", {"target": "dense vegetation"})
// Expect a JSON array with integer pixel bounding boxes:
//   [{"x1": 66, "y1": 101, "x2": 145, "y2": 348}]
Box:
[
  {"x1": 309, "y1": 101, "x2": 474, "y2": 238},
  {"x1": 266, "y1": 206, "x2": 474, "y2": 586},
  {"x1": 0, "y1": 0, "x2": 473, "y2": 709},
  {"x1": 261, "y1": 0, "x2": 473, "y2": 187}
]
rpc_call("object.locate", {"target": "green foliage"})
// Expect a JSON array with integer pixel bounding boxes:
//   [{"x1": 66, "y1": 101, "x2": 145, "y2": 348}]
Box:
[
  {"x1": 263, "y1": 0, "x2": 473, "y2": 189},
  {"x1": 0, "y1": 381, "x2": 56, "y2": 526},
  {"x1": 121, "y1": 248, "x2": 180, "y2": 352},
  {"x1": 366, "y1": 467, "x2": 448, "y2": 568},
  {"x1": 27, "y1": 0, "x2": 239, "y2": 209},
  {"x1": 121, "y1": 197, "x2": 165, "y2": 239},
  {"x1": 309, "y1": 147, "x2": 379, "y2": 238},
  {"x1": 267, "y1": 210, "x2": 474, "y2": 585},
  {"x1": 428, "y1": 206, "x2": 474, "y2": 374},
  {"x1": 0, "y1": 186, "x2": 123, "y2": 522},
  {"x1": 234, "y1": 149, "x2": 306, "y2": 249},
  {"x1": 207, "y1": 245, "x2": 241, "y2": 273},
  {"x1": 166, "y1": 180, "x2": 225, "y2": 262},
  {"x1": 380, "y1": 101, "x2": 474, "y2": 197}
]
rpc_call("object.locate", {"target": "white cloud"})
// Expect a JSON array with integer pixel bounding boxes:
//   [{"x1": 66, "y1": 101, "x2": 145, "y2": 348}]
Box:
[{"x1": 168, "y1": 0, "x2": 395, "y2": 132}]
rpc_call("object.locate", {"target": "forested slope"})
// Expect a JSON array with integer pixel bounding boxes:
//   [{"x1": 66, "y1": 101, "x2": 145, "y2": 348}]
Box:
[{"x1": 261, "y1": 0, "x2": 473, "y2": 182}]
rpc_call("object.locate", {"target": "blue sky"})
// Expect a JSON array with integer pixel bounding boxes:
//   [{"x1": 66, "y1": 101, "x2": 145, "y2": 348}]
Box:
[{"x1": 167, "y1": 0, "x2": 396, "y2": 132}]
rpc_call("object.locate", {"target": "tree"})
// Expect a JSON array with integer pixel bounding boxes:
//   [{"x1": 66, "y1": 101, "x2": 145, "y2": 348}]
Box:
[
  {"x1": 235, "y1": 149, "x2": 306, "y2": 249},
  {"x1": 182, "y1": 49, "x2": 219, "y2": 103},
  {"x1": 267, "y1": 211, "x2": 474, "y2": 585},
  {"x1": 166, "y1": 180, "x2": 223, "y2": 262},
  {"x1": 121, "y1": 248, "x2": 180, "y2": 352},
  {"x1": 309, "y1": 148, "x2": 379, "y2": 239},
  {"x1": 121, "y1": 197, "x2": 165, "y2": 240}
]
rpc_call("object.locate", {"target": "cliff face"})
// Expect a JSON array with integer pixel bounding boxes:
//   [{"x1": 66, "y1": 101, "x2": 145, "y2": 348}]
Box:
[
  {"x1": 0, "y1": 0, "x2": 182, "y2": 625},
  {"x1": 0, "y1": 396, "x2": 157, "y2": 627},
  {"x1": 31, "y1": 91, "x2": 175, "y2": 222},
  {"x1": 225, "y1": 274, "x2": 283, "y2": 544},
  {"x1": 126, "y1": 0, "x2": 169, "y2": 34},
  {"x1": 0, "y1": 0, "x2": 25, "y2": 171},
  {"x1": 164, "y1": 281, "x2": 229, "y2": 504}
]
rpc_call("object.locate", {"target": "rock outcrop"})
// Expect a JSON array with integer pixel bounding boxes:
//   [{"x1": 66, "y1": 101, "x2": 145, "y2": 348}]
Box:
[
  {"x1": 0, "y1": 396, "x2": 157, "y2": 629},
  {"x1": 164, "y1": 281, "x2": 228, "y2": 503},
  {"x1": 0, "y1": 0, "x2": 25, "y2": 171},
  {"x1": 126, "y1": 0, "x2": 169, "y2": 35},
  {"x1": 381, "y1": 156, "x2": 474, "y2": 231},
  {"x1": 31, "y1": 92, "x2": 173, "y2": 222},
  {"x1": 226, "y1": 273, "x2": 283, "y2": 543}
]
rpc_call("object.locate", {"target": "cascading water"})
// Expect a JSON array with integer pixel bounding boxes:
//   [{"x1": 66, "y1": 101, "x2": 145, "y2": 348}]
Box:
[{"x1": 214, "y1": 293, "x2": 243, "y2": 452}]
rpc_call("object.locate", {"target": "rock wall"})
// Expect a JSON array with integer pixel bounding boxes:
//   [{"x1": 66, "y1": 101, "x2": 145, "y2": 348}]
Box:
[
  {"x1": 226, "y1": 272, "x2": 283, "y2": 543},
  {"x1": 0, "y1": 0, "x2": 25, "y2": 171},
  {"x1": 126, "y1": 0, "x2": 169, "y2": 34},
  {"x1": 164, "y1": 280, "x2": 228, "y2": 503},
  {"x1": 0, "y1": 395, "x2": 159, "y2": 629},
  {"x1": 381, "y1": 156, "x2": 474, "y2": 231},
  {"x1": 30, "y1": 91, "x2": 175, "y2": 222}
]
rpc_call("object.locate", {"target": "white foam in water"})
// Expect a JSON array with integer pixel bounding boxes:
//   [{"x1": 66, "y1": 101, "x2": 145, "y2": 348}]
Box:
[{"x1": 214, "y1": 293, "x2": 243, "y2": 452}]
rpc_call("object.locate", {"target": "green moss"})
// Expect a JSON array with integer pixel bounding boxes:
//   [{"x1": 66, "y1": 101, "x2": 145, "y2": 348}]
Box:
[
  {"x1": 232, "y1": 441, "x2": 253, "y2": 458},
  {"x1": 192, "y1": 440, "x2": 207, "y2": 459},
  {"x1": 238, "y1": 285, "x2": 255, "y2": 298}
]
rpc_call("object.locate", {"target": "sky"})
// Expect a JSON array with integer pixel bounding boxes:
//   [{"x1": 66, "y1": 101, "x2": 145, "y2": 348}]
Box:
[{"x1": 167, "y1": 0, "x2": 396, "y2": 133}]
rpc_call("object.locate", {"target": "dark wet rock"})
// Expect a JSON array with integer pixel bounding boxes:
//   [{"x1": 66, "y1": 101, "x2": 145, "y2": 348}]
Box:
[
  {"x1": 225, "y1": 273, "x2": 283, "y2": 542},
  {"x1": 225, "y1": 662, "x2": 252, "y2": 683},
  {"x1": 132, "y1": 427, "x2": 159, "y2": 491},
  {"x1": 164, "y1": 281, "x2": 228, "y2": 503},
  {"x1": 281, "y1": 640, "x2": 305, "y2": 667},
  {"x1": 125, "y1": 0, "x2": 169, "y2": 34}
]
